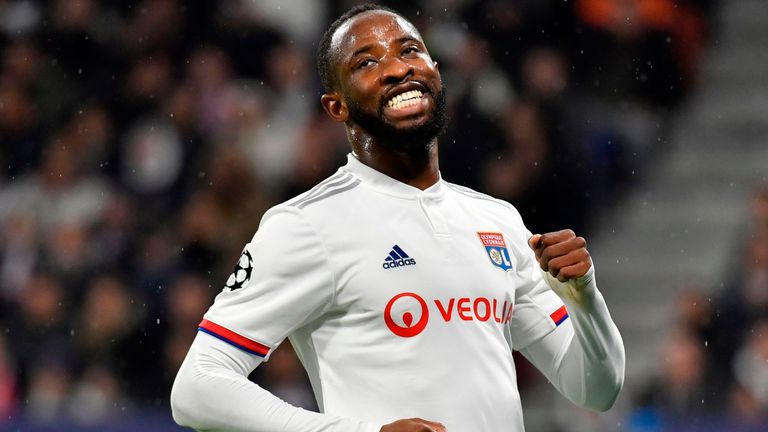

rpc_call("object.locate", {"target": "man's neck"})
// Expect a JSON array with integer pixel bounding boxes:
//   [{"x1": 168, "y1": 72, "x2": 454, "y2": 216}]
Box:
[{"x1": 351, "y1": 135, "x2": 440, "y2": 190}]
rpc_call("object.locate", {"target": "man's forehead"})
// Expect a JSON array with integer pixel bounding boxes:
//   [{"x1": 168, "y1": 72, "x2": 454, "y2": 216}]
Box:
[{"x1": 330, "y1": 10, "x2": 422, "y2": 59}]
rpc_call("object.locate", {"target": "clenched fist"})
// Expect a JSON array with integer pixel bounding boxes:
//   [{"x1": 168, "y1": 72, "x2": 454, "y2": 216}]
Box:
[
  {"x1": 528, "y1": 229, "x2": 592, "y2": 282},
  {"x1": 380, "y1": 418, "x2": 446, "y2": 432}
]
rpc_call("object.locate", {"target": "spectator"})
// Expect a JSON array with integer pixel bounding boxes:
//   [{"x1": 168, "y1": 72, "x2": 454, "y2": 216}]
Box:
[
  {"x1": 0, "y1": 137, "x2": 112, "y2": 233},
  {"x1": 733, "y1": 319, "x2": 768, "y2": 413},
  {"x1": 0, "y1": 334, "x2": 17, "y2": 418},
  {"x1": 6, "y1": 274, "x2": 73, "y2": 408},
  {"x1": 66, "y1": 364, "x2": 127, "y2": 424},
  {"x1": 0, "y1": 0, "x2": 719, "y2": 427},
  {"x1": 0, "y1": 84, "x2": 41, "y2": 177},
  {"x1": 0, "y1": 213, "x2": 38, "y2": 301},
  {"x1": 633, "y1": 329, "x2": 711, "y2": 419}
]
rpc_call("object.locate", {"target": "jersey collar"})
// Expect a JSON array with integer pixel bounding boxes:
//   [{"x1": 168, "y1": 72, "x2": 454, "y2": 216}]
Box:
[{"x1": 342, "y1": 153, "x2": 444, "y2": 200}]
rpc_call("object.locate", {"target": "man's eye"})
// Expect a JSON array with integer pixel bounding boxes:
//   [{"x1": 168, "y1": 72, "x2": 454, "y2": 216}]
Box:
[
  {"x1": 403, "y1": 46, "x2": 420, "y2": 55},
  {"x1": 357, "y1": 59, "x2": 376, "y2": 69}
]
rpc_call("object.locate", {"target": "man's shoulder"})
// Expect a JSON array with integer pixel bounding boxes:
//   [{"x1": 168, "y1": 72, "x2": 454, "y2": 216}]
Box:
[
  {"x1": 443, "y1": 181, "x2": 530, "y2": 240},
  {"x1": 443, "y1": 181, "x2": 518, "y2": 214},
  {"x1": 260, "y1": 169, "x2": 362, "y2": 224},
  {"x1": 282, "y1": 169, "x2": 362, "y2": 210}
]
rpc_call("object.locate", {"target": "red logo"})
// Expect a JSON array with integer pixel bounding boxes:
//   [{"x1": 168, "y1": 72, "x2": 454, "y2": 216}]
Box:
[
  {"x1": 384, "y1": 292, "x2": 514, "y2": 338},
  {"x1": 384, "y1": 292, "x2": 430, "y2": 338}
]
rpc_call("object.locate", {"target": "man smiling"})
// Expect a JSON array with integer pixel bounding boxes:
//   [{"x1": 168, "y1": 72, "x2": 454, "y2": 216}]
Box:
[{"x1": 171, "y1": 4, "x2": 625, "y2": 432}]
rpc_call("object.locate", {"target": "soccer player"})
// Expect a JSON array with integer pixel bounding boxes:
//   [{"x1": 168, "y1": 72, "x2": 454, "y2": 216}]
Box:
[{"x1": 171, "y1": 4, "x2": 625, "y2": 431}]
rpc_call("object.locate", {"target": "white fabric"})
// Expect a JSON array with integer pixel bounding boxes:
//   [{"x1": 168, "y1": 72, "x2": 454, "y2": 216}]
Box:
[
  {"x1": 171, "y1": 333, "x2": 379, "y2": 432},
  {"x1": 171, "y1": 153, "x2": 624, "y2": 431},
  {"x1": 521, "y1": 268, "x2": 625, "y2": 411}
]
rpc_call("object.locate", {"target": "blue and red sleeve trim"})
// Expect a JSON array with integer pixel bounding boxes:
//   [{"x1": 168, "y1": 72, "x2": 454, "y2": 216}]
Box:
[
  {"x1": 550, "y1": 305, "x2": 569, "y2": 326},
  {"x1": 198, "y1": 319, "x2": 270, "y2": 357}
]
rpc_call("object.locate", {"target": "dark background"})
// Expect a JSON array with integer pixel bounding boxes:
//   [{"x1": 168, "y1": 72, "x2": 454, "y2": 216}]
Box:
[{"x1": 4, "y1": 1, "x2": 766, "y2": 431}]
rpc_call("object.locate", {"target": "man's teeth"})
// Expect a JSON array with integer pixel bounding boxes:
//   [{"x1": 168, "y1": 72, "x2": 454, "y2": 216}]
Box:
[{"x1": 386, "y1": 90, "x2": 424, "y2": 109}]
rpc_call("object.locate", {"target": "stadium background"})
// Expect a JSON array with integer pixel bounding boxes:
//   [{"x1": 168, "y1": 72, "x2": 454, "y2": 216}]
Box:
[{"x1": 1, "y1": 0, "x2": 767, "y2": 430}]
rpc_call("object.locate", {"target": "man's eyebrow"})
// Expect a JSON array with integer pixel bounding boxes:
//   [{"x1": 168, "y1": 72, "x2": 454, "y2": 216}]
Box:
[
  {"x1": 350, "y1": 44, "x2": 374, "y2": 60},
  {"x1": 396, "y1": 36, "x2": 421, "y2": 46},
  {"x1": 348, "y1": 36, "x2": 423, "y2": 61}
]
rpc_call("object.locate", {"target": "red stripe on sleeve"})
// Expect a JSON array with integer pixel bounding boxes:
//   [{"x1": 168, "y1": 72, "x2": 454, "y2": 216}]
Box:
[
  {"x1": 198, "y1": 319, "x2": 270, "y2": 356},
  {"x1": 550, "y1": 305, "x2": 569, "y2": 326}
]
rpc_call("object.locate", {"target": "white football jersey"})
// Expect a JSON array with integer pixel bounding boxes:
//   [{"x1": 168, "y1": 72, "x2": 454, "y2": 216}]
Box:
[{"x1": 201, "y1": 154, "x2": 569, "y2": 431}]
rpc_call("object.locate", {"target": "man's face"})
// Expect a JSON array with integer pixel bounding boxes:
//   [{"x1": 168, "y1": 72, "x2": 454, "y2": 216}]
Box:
[{"x1": 328, "y1": 11, "x2": 446, "y2": 148}]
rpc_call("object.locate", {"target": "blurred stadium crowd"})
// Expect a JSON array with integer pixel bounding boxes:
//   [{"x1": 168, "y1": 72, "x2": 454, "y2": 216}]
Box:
[
  {"x1": 625, "y1": 183, "x2": 768, "y2": 431},
  {"x1": 1, "y1": 0, "x2": 752, "y2": 429}
]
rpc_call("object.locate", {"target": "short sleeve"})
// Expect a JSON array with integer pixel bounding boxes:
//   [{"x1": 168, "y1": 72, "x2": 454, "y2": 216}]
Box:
[
  {"x1": 508, "y1": 225, "x2": 569, "y2": 351},
  {"x1": 200, "y1": 206, "x2": 334, "y2": 360}
]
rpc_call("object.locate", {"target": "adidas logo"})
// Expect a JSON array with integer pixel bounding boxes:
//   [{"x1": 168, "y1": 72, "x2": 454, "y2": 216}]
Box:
[{"x1": 382, "y1": 245, "x2": 417, "y2": 270}]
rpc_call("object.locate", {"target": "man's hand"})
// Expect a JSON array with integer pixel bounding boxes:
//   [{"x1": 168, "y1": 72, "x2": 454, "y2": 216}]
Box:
[
  {"x1": 528, "y1": 229, "x2": 591, "y2": 282},
  {"x1": 380, "y1": 418, "x2": 446, "y2": 432}
]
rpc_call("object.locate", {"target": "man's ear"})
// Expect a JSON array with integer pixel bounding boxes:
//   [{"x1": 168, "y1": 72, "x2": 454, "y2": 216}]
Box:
[{"x1": 320, "y1": 92, "x2": 348, "y2": 123}]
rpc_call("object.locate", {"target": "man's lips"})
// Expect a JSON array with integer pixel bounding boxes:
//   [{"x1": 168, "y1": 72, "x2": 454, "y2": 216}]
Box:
[
  {"x1": 382, "y1": 92, "x2": 431, "y2": 119},
  {"x1": 386, "y1": 89, "x2": 424, "y2": 109},
  {"x1": 381, "y1": 81, "x2": 430, "y2": 109}
]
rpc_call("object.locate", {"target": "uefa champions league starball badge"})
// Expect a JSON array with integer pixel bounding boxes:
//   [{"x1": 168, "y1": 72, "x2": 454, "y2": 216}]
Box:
[{"x1": 224, "y1": 249, "x2": 254, "y2": 291}]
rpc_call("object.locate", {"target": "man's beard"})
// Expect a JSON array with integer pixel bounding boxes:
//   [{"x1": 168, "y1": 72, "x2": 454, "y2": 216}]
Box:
[{"x1": 347, "y1": 86, "x2": 447, "y2": 153}]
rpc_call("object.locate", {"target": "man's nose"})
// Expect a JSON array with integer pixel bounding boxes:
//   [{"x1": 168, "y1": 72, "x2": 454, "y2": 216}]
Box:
[{"x1": 380, "y1": 56, "x2": 413, "y2": 84}]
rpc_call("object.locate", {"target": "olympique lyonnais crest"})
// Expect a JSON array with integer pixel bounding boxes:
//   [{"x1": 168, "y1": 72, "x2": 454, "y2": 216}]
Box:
[{"x1": 477, "y1": 232, "x2": 513, "y2": 271}]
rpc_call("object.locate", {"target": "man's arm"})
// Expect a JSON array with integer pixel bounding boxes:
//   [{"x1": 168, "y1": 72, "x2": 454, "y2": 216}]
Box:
[
  {"x1": 520, "y1": 230, "x2": 625, "y2": 411},
  {"x1": 171, "y1": 334, "x2": 447, "y2": 432},
  {"x1": 171, "y1": 333, "x2": 382, "y2": 431},
  {"x1": 170, "y1": 206, "x2": 446, "y2": 432}
]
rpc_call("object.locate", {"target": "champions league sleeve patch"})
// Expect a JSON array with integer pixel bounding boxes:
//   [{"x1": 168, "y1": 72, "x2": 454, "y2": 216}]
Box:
[
  {"x1": 224, "y1": 249, "x2": 254, "y2": 291},
  {"x1": 477, "y1": 232, "x2": 513, "y2": 271}
]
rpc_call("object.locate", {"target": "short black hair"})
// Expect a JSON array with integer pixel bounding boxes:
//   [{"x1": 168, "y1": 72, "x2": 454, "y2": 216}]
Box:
[{"x1": 316, "y1": 3, "x2": 400, "y2": 92}]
